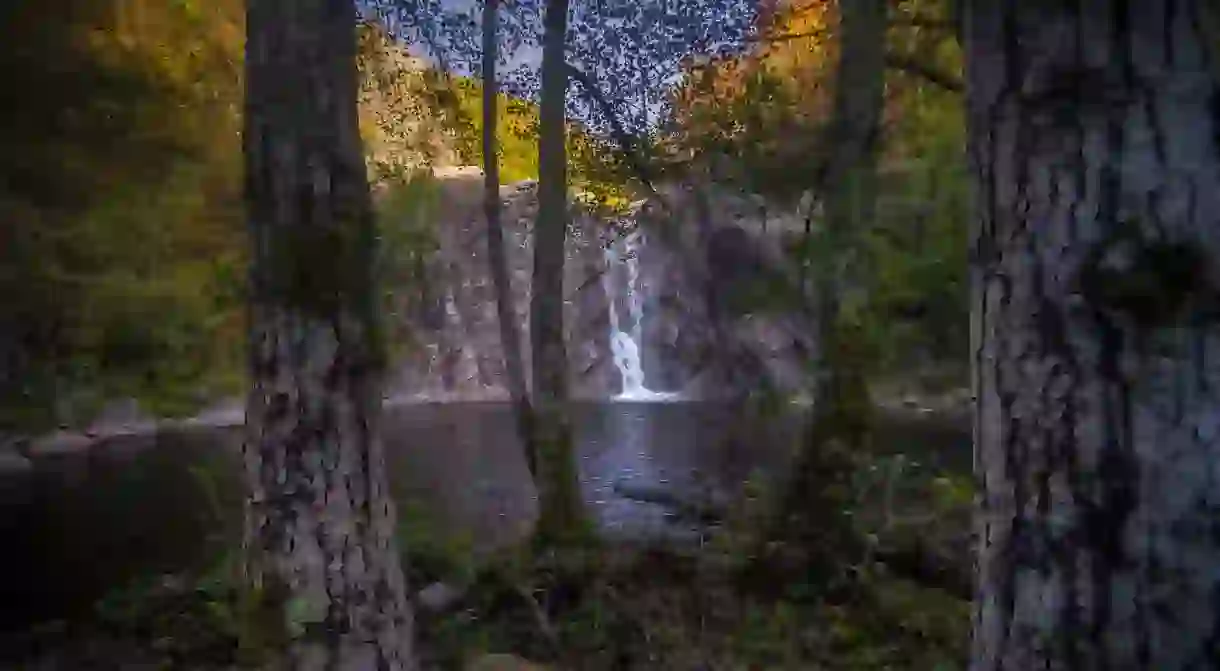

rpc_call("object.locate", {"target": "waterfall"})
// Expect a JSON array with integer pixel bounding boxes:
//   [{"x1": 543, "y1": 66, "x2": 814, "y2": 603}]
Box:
[{"x1": 603, "y1": 227, "x2": 679, "y2": 402}]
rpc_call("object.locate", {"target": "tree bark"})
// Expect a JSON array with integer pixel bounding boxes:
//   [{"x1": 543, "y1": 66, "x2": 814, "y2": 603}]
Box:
[
  {"x1": 483, "y1": 0, "x2": 538, "y2": 476},
  {"x1": 529, "y1": 0, "x2": 590, "y2": 546},
  {"x1": 243, "y1": 1, "x2": 415, "y2": 668},
  {"x1": 530, "y1": 0, "x2": 586, "y2": 546},
  {"x1": 817, "y1": 0, "x2": 886, "y2": 350},
  {"x1": 966, "y1": 2, "x2": 1220, "y2": 668},
  {"x1": 531, "y1": 0, "x2": 572, "y2": 407},
  {"x1": 752, "y1": 0, "x2": 887, "y2": 583},
  {"x1": 787, "y1": 0, "x2": 887, "y2": 499}
]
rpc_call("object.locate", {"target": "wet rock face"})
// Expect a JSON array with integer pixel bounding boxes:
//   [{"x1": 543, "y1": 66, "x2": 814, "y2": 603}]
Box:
[
  {"x1": 636, "y1": 224, "x2": 712, "y2": 394},
  {"x1": 390, "y1": 175, "x2": 620, "y2": 400},
  {"x1": 630, "y1": 185, "x2": 818, "y2": 400},
  {"x1": 392, "y1": 173, "x2": 817, "y2": 401}
]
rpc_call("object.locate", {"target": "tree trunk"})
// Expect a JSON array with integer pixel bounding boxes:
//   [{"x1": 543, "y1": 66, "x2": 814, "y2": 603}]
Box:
[
  {"x1": 966, "y1": 2, "x2": 1220, "y2": 668},
  {"x1": 483, "y1": 0, "x2": 537, "y2": 477},
  {"x1": 769, "y1": 0, "x2": 887, "y2": 563},
  {"x1": 243, "y1": 1, "x2": 415, "y2": 668},
  {"x1": 816, "y1": 0, "x2": 886, "y2": 380},
  {"x1": 530, "y1": 0, "x2": 586, "y2": 546}
]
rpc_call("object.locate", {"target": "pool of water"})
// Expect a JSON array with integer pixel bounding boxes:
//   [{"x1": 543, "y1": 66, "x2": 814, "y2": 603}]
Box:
[
  {"x1": 0, "y1": 400, "x2": 967, "y2": 631},
  {"x1": 0, "y1": 401, "x2": 799, "y2": 628}
]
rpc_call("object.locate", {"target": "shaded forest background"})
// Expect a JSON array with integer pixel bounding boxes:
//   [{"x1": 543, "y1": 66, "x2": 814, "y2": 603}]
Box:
[
  {"x1": 0, "y1": 1, "x2": 984, "y2": 668},
  {"x1": 9, "y1": 2, "x2": 1220, "y2": 669},
  {"x1": 0, "y1": 0, "x2": 967, "y2": 432}
]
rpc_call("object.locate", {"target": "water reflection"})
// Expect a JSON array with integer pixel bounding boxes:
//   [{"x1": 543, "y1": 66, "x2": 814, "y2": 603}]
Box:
[{"x1": 1, "y1": 401, "x2": 800, "y2": 628}]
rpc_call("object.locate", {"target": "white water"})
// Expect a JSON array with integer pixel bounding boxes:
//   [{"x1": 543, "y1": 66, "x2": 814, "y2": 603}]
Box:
[{"x1": 603, "y1": 228, "x2": 680, "y2": 402}]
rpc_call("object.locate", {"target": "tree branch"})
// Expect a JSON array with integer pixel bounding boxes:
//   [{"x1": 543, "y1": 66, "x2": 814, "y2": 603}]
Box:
[
  {"x1": 892, "y1": 14, "x2": 958, "y2": 32},
  {"x1": 753, "y1": 15, "x2": 954, "y2": 45},
  {"x1": 564, "y1": 62, "x2": 660, "y2": 196},
  {"x1": 883, "y1": 53, "x2": 963, "y2": 93},
  {"x1": 751, "y1": 28, "x2": 831, "y2": 44}
]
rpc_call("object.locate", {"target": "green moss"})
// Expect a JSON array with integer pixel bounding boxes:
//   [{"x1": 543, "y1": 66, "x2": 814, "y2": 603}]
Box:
[{"x1": 395, "y1": 498, "x2": 479, "y2": 586}]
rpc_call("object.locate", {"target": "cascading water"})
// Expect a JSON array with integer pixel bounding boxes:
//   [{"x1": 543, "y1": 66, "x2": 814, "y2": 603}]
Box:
[
  {"x1": 583, "y1": 224, "x2": 692, "y2": 540},
  {"x1": 603, "y1": 227, "x2": 680, "y2": 402}
]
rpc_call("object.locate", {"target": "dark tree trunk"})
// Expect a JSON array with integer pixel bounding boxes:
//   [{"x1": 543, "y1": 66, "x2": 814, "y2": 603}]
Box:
[
  {"x1": 243, "y1": 1, "x2": 415, "y2": 668},
  {"x1": 770, "y1": 0, "x2": 887, "y2": 557},
  {"x1": 482, "y1": 0, "x2": 537, "y2": 476},
  {"x1": 814, "y1": 0, "x2": 886, "y2": 381},
  {"x1": 531, "y1": 0, "x2": 572, "y2": 408},
  {"x1": 530, "y1": 0, "x2": 586, "y2": 545},
  {"x1": 966, "y1": 1, "x2": 1220, "y2": 668}
]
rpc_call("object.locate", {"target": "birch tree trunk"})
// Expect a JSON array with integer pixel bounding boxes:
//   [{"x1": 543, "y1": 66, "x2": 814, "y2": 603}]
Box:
[
  {"x1": 531, "y1": 0, "x2": 587, "y2": 545},
  {"x1": 243, "y1": 1, "x2": 415, "y2": 668},
  {"x1": 966, "y1": 2, "x2": 1220, "y2": 668}
]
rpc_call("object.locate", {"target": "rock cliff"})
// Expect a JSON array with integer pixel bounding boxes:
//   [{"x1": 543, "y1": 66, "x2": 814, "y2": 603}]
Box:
[{"x1": 391, "y1": 169, "x2": 819, "y2": 402}]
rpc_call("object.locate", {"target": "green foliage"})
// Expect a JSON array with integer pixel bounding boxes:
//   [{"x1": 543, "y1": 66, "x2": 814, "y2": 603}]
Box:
[
  {"x1": 819, "y1": 578, "x2": 969, "y2": 669},
  {"x1": 88, "y1": 558, "x2": 291, "y2": 668},
  {"x1": 861, "y1": 124, "x2": 970, "y2": 373},
  {"x1": 395, "y1": 497, "x2": 479, "y2": 587},
  {"x1": 442, "y1": 73, "x2": 635, "y2": 206},
  {"x1": 0, "y1": 0, "x2": 246, "y2": 432},
  {"x1": 415, "y1": 538, "x2": 969, "y2": 670},
  {"x1": 670, "y1": 62, "x2": 830, "y2": 202},
  {"x1": 445, "y1": 77, "x2": 544, "y2": 183},
  {"x1": 374, "y1": 172, "x2": 444, "y2": 363},
  {"x1": 83, "y1": 458, "x2": 280, "y2": 668},
  {"x1": 0, "y1": 10, "x2": 493, "y2": 432},
  {"x1": 661, "y1": 0, "x2": 969, "y2": 381}
]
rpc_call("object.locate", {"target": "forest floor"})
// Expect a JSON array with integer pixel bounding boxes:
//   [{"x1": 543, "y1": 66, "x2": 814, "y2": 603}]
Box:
[{"x1": 410, "y1": 435, "x2": 973, "y2": 670}]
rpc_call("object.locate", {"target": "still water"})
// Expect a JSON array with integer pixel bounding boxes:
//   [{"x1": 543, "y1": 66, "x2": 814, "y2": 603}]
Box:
[
  {"x1": 1, "y1": 399, "x2": 968, "y2": 630},
  {"x1": 0, "y1": 401, "x2": 804, "y2": 629}
]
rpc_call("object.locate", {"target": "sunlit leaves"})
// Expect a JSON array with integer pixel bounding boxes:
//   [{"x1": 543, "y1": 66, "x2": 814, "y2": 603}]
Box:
[
  {"x1": 369, "y1": 0, "x2": 758, "y2": 183},
  {"x1": 358, "y1": 20, "x2": 462, "y2": 181}
]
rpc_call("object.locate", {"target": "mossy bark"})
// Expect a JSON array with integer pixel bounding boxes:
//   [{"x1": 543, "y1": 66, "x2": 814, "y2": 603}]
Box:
[
  {"x1": 764, "y1": 0, "x2": 887, "y2": 578},
  {"x1": 243, "y1": 1, "x2": 415, "y2": 668},
  {"x1": 530, "y1": 0, "x2": 588, "y2": 547},
  {"x1": 808, "y1": 0, "x2": 887, "y2": 428}
]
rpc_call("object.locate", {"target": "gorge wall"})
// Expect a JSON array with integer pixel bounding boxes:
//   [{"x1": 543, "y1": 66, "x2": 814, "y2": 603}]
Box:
[{"x1": 391, "y1": 168, "x2": 820, "y2": 402}]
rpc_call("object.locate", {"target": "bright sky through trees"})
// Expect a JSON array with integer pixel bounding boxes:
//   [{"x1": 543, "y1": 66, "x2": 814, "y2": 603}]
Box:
[{"x1": 364, "y1": 0, "x2": 761, "y2": 135}]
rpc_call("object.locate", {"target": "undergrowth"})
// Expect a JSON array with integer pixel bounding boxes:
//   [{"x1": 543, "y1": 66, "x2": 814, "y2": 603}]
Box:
[
  {"x1": 412, "y1": 447, "x2": 974, "y2": 670},
  {"x1": 11, "y1": 422, "x2": 973, "y2": 671}
]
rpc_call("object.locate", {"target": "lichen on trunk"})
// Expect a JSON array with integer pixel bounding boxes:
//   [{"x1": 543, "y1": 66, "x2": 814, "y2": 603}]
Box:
[{"x1": 243, "y1": 0, "x2": 415, "y2": 668}]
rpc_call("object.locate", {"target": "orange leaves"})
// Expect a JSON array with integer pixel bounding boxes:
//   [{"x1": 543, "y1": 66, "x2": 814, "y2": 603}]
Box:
[
  {"x1": 755, "y1": 0, "x2": 836, "y2": 71},
  {"x1": 663, "y1": 0, "x2": 836, "y2": 189}
]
